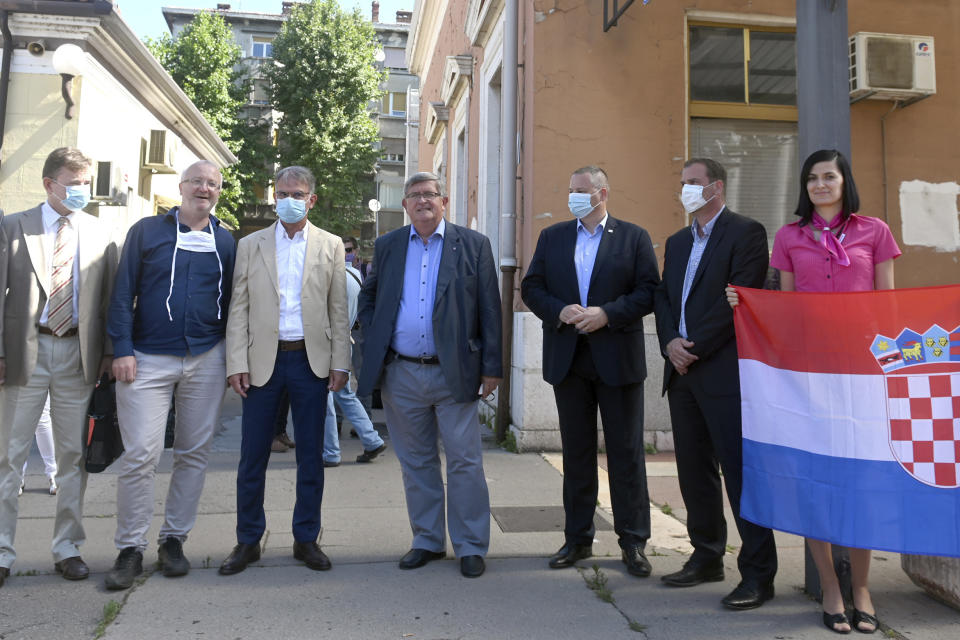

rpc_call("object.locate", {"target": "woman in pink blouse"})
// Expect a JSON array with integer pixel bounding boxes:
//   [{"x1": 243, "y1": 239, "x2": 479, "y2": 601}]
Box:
[{"x1": 729, "y1": 149, "x2": 900, "y2": 634}]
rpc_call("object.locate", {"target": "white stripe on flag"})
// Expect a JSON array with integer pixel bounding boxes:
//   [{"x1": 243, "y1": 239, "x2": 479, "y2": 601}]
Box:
[{"x1": 739, "y1": 359, "x2": 894, "y2": 462}]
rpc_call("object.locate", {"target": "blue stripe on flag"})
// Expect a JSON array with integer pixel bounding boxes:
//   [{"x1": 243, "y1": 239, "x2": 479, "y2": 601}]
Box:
[{"x1": 741, "y1": 439, "x2": 960, "y2": 557}]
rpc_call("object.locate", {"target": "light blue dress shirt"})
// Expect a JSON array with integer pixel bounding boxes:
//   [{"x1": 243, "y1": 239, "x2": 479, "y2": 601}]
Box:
[
  {"x1": 391, "y1": 218, "x2": 446, "y2": 357},
  {"x1": 679, "y1": 207, "x2": 724, "y2": 338},
  {"x1": 574, "y1": 213, "x2": 608, "y2": 308}
]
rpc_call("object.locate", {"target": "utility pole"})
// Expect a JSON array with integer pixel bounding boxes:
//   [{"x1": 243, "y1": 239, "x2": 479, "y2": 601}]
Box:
[
  {"x1": 796, "y1": 0, "x2": 852, "y2": 600},
  {"x1": 797, "y1": 0, "x2": 851, "y2": 159}
]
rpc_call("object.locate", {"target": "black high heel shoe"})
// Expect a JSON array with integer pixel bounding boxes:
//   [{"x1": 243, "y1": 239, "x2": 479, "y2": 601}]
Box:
[
  {"x1": 851, "y1": 609, "x2": 878, "y2": 634},
  {"x1": 822, "y1": 611, "x2": 852, "y2": 634}
]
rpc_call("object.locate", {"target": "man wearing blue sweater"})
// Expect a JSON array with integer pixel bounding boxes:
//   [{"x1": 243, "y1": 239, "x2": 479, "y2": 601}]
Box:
[{"x1": 104, "y1": 160, "x2": 235, "y2": 590}]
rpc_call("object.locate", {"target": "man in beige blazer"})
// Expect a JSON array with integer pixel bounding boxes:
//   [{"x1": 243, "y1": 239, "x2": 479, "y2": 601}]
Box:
[
  {"x1": 0, "y1": 147, "x2": 117, "y2": 588},
  {"x1": 218, "y1": 165, "x2": 350, "y2": 576}
]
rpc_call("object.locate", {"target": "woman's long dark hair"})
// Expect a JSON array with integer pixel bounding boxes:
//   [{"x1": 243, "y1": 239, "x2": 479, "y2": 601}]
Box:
[{"x1": 794, "y1": 149, "x2": 860, "y2": 227}]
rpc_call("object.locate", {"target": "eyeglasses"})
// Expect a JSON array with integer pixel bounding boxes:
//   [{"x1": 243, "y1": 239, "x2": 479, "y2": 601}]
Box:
[
  {"x1": 404, "y1": 191, "x2": 441, "y2": 201},
  {"x1": 183, "y1": 178, "x2": 221, "y2": 190},
  {"x1": 276, "y1": 191, "x2": 311, "y2": 200}
]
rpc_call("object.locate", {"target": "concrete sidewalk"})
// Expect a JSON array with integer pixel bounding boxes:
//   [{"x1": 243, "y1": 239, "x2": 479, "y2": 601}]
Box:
[{"x1": 1, "y1": 391, "x2": 957, "y2": 639}]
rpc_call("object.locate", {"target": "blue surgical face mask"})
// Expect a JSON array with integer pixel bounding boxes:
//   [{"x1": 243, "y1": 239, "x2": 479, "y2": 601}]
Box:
[
  {"x1": 56, "y1": 182, "x2": 90, "y2": 212},
  {"x1": 276, "y1": 197, "x2": 307, "y2": 223},
  {"x1": 568, "y1": 191, "x2": 598, "y2": 219}
]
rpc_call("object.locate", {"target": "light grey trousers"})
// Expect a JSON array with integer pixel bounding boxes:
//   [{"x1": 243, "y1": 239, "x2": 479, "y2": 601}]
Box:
[
  {"x1": 113, "y1": 341, "x2": 225, "y2": 551},
  {"x1": 0, "y1": 334, "x2": 93, "y2": 567},
  {"x1": 380, "y1": 358, "x2": 490, "y2": 557}
]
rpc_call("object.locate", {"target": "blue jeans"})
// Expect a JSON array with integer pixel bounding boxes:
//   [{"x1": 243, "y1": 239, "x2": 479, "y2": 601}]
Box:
[{"x1": 323, "y1": 376, "x2": 384, "y2": 463}]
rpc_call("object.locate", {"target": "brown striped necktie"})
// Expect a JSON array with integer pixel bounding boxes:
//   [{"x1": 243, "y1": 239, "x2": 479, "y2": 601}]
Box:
[{"x1": 48, "y1": 215, "x2": 74, "y2": 336}]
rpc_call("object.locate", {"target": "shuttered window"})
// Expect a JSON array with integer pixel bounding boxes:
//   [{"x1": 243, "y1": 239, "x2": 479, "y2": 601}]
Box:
[{"x1": 690, "y1": 118, "x2": 799, "y2": 249}]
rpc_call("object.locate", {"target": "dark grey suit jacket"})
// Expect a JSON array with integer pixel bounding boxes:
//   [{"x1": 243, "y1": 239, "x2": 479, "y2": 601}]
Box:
[
  {"x1": 653, "y1": 208, "x2": 768, "y2": 396},
  {"x1": 521, "y1": 216, "x2": 660, "y2": 387},
  {"x1": 357, "y1": 221, "x2": 502, "y2": 404}
]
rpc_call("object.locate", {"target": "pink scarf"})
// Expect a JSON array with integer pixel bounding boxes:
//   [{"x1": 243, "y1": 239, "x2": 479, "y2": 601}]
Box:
[{"x1": 811, "y1": 212, "x2": 850, "y2": 267}]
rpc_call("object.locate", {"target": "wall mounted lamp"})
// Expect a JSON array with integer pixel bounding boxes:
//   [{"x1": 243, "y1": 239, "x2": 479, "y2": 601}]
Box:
[{"x1": 51, "y1": 43, "x2": 87, "y2": 119}]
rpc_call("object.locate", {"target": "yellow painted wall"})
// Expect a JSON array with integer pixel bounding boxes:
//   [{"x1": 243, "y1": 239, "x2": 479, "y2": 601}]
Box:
[{"x1": 0, "y1": 72, "x2": 79, "y2": 213}]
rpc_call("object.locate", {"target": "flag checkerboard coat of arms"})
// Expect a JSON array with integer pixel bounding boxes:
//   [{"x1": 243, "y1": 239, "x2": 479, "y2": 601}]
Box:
[{"x1": 872, "y1": 324, "x2": 960, "y2": 488}]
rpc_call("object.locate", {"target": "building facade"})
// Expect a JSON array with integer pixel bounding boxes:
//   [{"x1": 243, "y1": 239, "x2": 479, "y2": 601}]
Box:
[
  {"x1": 0, "y1": 0, "x2": 234, "y2": 238},
  {"x1": 406, "y1": 0, "x2": 960, "y2": 451}
]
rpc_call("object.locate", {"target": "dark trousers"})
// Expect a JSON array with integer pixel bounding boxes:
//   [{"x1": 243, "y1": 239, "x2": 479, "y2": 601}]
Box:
[
  {"x1": 236, "y1": 349, "x2": 328, "y2": 544},
  {"x1": 273, "y1": 390, "x2": 290, "y2": 437},
  {"x1": 667, "y1": 371, "x2": 777, "y2": 583},
  {"x1": 553, "y1": 339, "x2": 650, "y2": 548}
]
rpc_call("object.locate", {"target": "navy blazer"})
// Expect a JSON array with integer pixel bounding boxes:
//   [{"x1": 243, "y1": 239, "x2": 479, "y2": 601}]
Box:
[
  {"x1": 653, "y1": 208, "x2": 768, "y2": 395},
  {"x1": 521, "y1": 216, "x2": 660, "y2": 387},
  {"x1": 357, "y1": 221, "x2": 503, "y2": 404}
]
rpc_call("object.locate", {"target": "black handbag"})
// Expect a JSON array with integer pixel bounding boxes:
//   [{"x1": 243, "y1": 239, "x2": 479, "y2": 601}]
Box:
[{"x1": 85, "y1": 373, "x2": 124, "y2": 473}]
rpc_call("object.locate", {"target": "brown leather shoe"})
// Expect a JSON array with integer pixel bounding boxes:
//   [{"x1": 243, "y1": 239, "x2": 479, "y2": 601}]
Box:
[
  {"x1": 292, "y1": 541, "x2": 331, "y2": 571},
  {"x1": 270, "y1": 437, "x2": 288, "y2": 452},
  {"x1": 277, "y1": 433, "x2": 296, "y2": 449},
  {"x1": 54, "y1": 556, "x2": 90, "y2": 581}
]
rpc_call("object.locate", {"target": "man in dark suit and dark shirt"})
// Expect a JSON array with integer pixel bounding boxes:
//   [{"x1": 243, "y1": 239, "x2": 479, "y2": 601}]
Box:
[
  {"x1": 357, "y1": 171, "x2": 502, "y2": 579},
  {"x1": 521, "y1": 165, "x2": 660, "y2": 578},
  {"x1": 654, "y1": 157, "x2": 777, "y2": 610}
]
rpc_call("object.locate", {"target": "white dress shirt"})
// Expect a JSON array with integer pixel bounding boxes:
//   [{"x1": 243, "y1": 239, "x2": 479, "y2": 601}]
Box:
[
  {"x1": 276, "y1": 221, "x2": 307, "y2": 341},
  {"x1": 39, "y1": 202, "x2": 80, "y2": 327}
]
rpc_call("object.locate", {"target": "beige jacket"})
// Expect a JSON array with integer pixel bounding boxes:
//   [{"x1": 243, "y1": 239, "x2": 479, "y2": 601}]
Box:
[
  {"x1": 226, "y1": 221, "x2": 350, "y2": 387},
  {"x1": 0, "y1": 205, "x2": 118, "y2": 386}
]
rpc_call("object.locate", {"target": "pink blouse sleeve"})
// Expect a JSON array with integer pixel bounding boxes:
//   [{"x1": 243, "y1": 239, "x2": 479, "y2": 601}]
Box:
[
  {"x1": 769, "y1": 226, "x2": 794, "y2": 272},
  {"x1": 872, "y1": 219, "x2": 902, "y2": 264}
]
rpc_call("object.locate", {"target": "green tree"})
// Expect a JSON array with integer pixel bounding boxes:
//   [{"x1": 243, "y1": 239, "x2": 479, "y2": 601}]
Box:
[
  {"x1": 145, "y1": 12, "x2": 274, "y2": 227},
  {"x1": 268, "y1": 0, "x2": 384, "y2": 234}
]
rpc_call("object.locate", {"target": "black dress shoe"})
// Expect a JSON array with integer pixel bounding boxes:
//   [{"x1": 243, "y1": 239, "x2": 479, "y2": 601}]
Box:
[
  {"x1": 621, "y1": 545, "x2": 652, "y2": 578},
  {"x1": 548, "y1": 543, "x2": 592, "y2": 569},
  {"x1": 661, "y1": 561, "x2": 725, "y2": 587},
  {"x1": 356, "y1": 443, "x2": 386, "y2": 463},
  {"x1": 219, "y1": 543, "x2": 261, "y2": 576},
  {"x1": 460, "y1": 555, "x2": 485, "y2": 578},
  {"x1": 398, "y1": 548, "x2": 446, "y2": 569},
  {"x1": 293, "y1": 541, "x2": 331, "y2": 571},
  {"x1": 54, "y1": 556, "x2": 90, "y2": 581},
  {"x1": 722, "y1": 580, "x2": 775, "y2": 610},
  {"x1": 0, "y1": 566, "x2": 8, "y2": 588}
]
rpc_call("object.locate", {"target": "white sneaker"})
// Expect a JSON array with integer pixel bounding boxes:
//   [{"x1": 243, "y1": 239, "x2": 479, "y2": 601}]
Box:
[
  {"x1": 18, "y1": 478, "x2": 24, "y2": 497},
  {"x1": 48, "y1": 475, "x2": 58, "y2": 496}
]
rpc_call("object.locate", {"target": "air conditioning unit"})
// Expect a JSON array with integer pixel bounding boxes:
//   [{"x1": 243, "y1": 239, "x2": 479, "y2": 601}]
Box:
[
  {"x1": 849, "y1": 33, "x2": 935, "y2": 101},
  {"x1": 142, "y1": 130, "x2": 179, "y2": 174}
]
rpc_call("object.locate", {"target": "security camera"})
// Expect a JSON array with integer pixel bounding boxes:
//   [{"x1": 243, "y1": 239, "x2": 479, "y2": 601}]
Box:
[{"x1": 27, "y1": 40, "x2": 45, "y2": 56}]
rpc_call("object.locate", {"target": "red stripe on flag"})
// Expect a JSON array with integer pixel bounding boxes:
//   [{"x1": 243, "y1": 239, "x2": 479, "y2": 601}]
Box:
[{"x1": 733, "y1": 284, "x2": 960, "y2": 375}]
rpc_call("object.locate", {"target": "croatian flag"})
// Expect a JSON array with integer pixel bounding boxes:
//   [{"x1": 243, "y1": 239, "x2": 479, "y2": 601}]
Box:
[{"x1": 733, "y1": 285, "x2": 960, "y2": 557}]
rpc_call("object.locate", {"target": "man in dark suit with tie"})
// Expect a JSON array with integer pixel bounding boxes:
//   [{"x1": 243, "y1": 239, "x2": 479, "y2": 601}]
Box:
[
  {"x1": 521, "y1": 165, "x2": 660, "y2": 578},
  {"x1": 654, "y1": 157, "x2": 777, "y2": 610},
  {"x1": 357, "y1": 171, "x2": 502, "y2": 579}
]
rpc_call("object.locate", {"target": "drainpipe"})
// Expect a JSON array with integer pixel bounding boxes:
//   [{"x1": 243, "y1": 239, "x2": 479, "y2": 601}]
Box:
[
  {"x1": 1, "y1": 10, "x2": 13, "y2": 170},
  {"x1": 495, "y1": 0, "x2": 518, "y2": 443}
]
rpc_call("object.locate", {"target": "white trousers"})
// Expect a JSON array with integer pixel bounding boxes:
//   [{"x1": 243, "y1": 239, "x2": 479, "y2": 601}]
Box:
[
  {"x1": 22, "y1": 394, "x2": 57, "y2": 478},
  {"x1": 0, "y1": 335, "x2": 94, "y2": 567},
  {"x1": 113, "y1": 341, "x2": 225, "y2": 551}
]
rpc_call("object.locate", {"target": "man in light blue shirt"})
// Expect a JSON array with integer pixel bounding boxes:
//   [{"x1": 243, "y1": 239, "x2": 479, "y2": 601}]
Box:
[{"x1": 358, "y1": 172, "x2": 502, "y2": 579}]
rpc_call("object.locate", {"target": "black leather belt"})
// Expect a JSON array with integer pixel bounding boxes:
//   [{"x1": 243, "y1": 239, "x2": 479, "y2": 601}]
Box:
[
  {"x1": 391, "y1": 350, "x2": 439, "y2": 365},
  {"x1": 278, "y1": 339, "x2": 306, "y2": 351},
  {"x1": 38, "y1": 325, "x2": 78, "y2": 337}
]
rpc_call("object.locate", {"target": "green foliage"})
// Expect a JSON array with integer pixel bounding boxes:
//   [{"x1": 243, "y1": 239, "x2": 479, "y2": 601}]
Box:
[
  {"x1": 145, "y1": 11, "x2": 274, "y2": 226},
  {"x1": 500, "y1": 430, "x2": 518, "y2": 453},
  {"x1": 583, "y1": 565, "x2": 614, "y2": 603},
  {"x1": 269, "y1": 0, "x2": 385, "y2": 234},
  {"x1": 94, "y1": 600, "x2": 121, "y2": 639}
]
